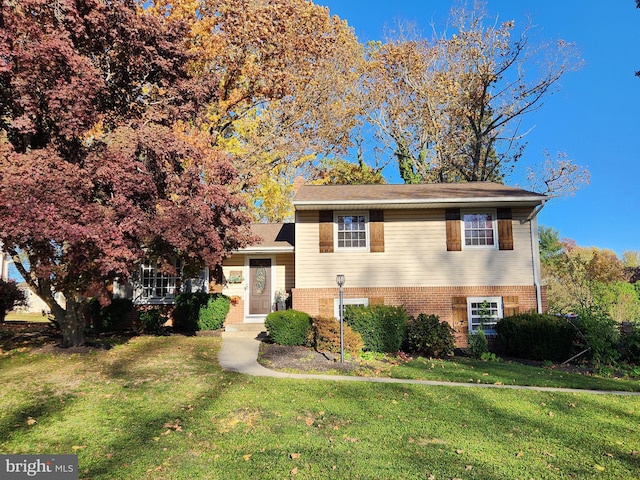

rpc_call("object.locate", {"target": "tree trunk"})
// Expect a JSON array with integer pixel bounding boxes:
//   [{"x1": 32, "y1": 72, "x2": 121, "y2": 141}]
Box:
[{"x1": 55, "y1": 298, "x2": 86, "y2": 348}]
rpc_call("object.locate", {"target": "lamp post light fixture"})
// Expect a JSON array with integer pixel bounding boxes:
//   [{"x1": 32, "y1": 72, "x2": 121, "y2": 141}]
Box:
[{"x1": 336, "y1": 274, "x2": 346, "y2": 363}]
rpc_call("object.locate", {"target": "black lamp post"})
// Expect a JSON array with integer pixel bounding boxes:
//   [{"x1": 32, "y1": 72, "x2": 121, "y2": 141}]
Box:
[{"x1": 336, "y1": 274, "x2": 345, "y2": 363}]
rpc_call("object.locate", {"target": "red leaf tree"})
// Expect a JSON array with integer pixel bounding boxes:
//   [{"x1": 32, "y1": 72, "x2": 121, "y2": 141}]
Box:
[{"x1": 0, "y1": 0, "x2": 254, "y2": 346}]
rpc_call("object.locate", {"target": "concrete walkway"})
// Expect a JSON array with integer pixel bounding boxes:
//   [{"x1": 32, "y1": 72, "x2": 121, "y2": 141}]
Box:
[{"x1": 218, "y1": 331, "x2": 640, "y2": 396}]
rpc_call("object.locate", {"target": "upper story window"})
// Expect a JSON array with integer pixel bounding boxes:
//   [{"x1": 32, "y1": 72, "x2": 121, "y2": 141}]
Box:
[
  {"x1": 467, "y1": 297, "x2": 503, "y2": 333},
  {"x1": 336, "y1": 212, "x2": 368, "y2": 249},
  {"x1": 463, "y1": 210, "x2": 497, "y2": 248}
]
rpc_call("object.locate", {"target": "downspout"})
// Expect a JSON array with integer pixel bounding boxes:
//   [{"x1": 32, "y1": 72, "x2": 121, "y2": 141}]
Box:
[{"x1": 526, "y1": 200, "x2": 547, "y2": 313}]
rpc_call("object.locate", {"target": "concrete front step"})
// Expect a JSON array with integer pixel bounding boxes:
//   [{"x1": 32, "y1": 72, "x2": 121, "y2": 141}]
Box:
[{"x1": 225, "y1": 323, "x2": 266, "y2": 333}]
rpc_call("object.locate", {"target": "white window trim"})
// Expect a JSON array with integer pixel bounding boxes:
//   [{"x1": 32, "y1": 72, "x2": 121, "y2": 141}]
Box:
[
  {"x1": 334, "y1": 297, "x2": 369, "y2": 320},
  {"x1": 467, "y1": 296, "x2": 503, "y2": 334},
  {"x1": 461, "y1": 209, "x2": 498, "y2": 250},
  {"x1": 135, "y1": 259, "x2": 182, "y2": 305},
  {"x1": 334, "y1": 211, "x2": 369, "y2": 251}
]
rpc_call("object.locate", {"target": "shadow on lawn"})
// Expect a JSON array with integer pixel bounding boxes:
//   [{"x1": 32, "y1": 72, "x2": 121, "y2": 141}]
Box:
[{"x1": 0, "y1": 329, "x2": 236, "y2": 478}]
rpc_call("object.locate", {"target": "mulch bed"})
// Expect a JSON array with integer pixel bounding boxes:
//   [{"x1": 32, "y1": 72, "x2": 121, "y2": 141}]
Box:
[{"x1": 258, "y1": 342, "x2": 373, "y2": 373}]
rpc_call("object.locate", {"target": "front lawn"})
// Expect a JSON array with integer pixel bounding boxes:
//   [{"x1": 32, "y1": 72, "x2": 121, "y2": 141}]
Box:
[
  {"x1": 391, "y1": 356, "x2": 640, "y2": 392},
  {"x1": 1, "y1": 335, "x2": 639, "y2": 479}
]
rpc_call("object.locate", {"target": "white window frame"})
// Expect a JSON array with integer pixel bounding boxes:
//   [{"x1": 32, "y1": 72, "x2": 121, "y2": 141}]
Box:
[
  {"x1": 136, "y1": 259, "x2": 182, "y2": 304},
  {"x1": 462, "y1": 209, "x2": 498, "y2": 249},
  {"x1": 334, "y1": 211, "x2": 369, "y2": 251},
  {"x1": 334, "y1": 298, "x2": 369, "y2": 320},
  {"x1": 467, "y1": 297, "x2": 503, "y2": 334}
]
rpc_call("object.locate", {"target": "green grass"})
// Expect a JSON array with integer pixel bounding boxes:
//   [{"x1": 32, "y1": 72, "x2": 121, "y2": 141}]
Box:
[
  {"x1": 390, "y1": 356, "x2": 640, "y2": 392},
  {"x1": 1, "y1": 336, "x2": 639, "y2": 479},
  {"x1": 4, "y1": 311, "x2": 51, "y2": 322}
]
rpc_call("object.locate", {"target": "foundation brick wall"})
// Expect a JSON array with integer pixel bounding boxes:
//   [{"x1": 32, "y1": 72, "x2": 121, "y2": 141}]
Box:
[
  {"x1": 225, "y1": 300, "x2": 245, "y2": 324},
  {"x1": 292, "y1": 285, "x2": 542, "y2": 348}
]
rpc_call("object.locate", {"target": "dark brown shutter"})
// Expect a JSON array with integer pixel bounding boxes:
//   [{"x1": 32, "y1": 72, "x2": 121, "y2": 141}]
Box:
[
  {"x1": 445, "y1": 209, "x2": 462, "y2": 251},
  {"x1": 497, "y1": 208, "x2": 514, "y2": 250},
  {"x1": 502, "y1": 296, "x2": 519, "y2": 318},
  {"x1": 452, "y1": 296, "x2": 468, "y2": 336},
  {"x1": 319, "y1": 210, "x2": 333, "y2": 253},
  {"x1": 369, "y1": 210, "x2": 385, "y2": 253}
]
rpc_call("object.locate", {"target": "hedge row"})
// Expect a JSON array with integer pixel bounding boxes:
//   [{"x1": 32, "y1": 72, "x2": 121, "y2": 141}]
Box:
[{"x1": 265, "y1": 305, "x2": 456, "y2": 358}]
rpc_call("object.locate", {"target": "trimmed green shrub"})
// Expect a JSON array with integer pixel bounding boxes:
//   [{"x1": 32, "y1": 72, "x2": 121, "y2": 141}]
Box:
[
  {"x1": 573, "y1": 307, "x2": 620, "y2": 364},
  {"x1": 173, "y1": 292, "x2": 211, "y2": 332},
  {"x1": 139, "y1": 308, "x2": 165, "y2": 335},
  {"x1": 0, "y1": 279, "x2": 26, "y2": 322},
  {"x1": 311, "y1": 316, "x2": 364, "y2": 354},
  {"x1": 405, "y1": 314, "x2": 454, "y2": 357},
  {"x1": 495, "y1": 313, "x2": 575, "y2": 362},
  {"x1": 345, "y1": 305, "x2": 408, "y2": 353},
  {"x1": 265, "y1": 310, "x2": 312, "y2": 346},
  {"x1": 197, "y1": 295, "x2": 230, "y2": 331},
  {"x1": 86, "y1": 297, "x2": 133, "y2": 332},
  {"x1": 468, "y1": 328, "x2": 489, "y2": 359}
]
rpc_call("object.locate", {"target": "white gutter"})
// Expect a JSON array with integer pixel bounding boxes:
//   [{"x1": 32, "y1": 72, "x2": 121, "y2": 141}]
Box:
[
  {"x1": 527, "y1": 200, "x2": 547, "y2": 313},
  {"x1": 235, "y1": 246, "x2": 295, "y2": 254}
]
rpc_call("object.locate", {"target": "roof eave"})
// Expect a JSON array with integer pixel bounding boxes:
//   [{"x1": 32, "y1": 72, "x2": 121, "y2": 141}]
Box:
[
  {"x1": 234, "y1": 246, "x2": 295, "y2": 254},
  {"x1": 293, "y1": 196, "x2": 547, "y2": 210}
]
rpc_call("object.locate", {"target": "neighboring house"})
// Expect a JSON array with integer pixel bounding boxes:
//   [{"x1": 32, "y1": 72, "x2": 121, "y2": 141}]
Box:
[
  {"x1": 221, "y1": 181, "x2": 547, "y2": 346},
  {"x1": 14, "y1": 282, "x2": 66, "y2": 314}
]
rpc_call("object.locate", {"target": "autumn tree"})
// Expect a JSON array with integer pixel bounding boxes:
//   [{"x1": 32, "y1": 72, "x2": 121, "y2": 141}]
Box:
[
  {"x1": 0, "y1": 0, "x2": 254, "y2": 346},
  {"x1": 308, "y1": 158, "x2": 386, "y2": 186},
  {"x1": 361, "y1": 2, "x2": 586, "y2": 195},
  {"x1": 543, "y1": 241, "x2": 640, "y2": 321},
  {"x1": 150, "y1": 0, "x2": 363, "y2": 221}
]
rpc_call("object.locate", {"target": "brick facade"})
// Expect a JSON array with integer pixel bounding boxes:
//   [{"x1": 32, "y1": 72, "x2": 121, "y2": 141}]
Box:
[
  {"x1": 225, "y1": 299, "x2": 245, "y2": 324},
  {"x1": 292, "y1": 285, "x2": 543, "y2": 347}
]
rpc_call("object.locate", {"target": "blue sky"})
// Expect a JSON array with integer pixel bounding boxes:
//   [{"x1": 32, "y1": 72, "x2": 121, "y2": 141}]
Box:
[{"x1": 320, "y1": 0, "x2": 640, "y2": 256}]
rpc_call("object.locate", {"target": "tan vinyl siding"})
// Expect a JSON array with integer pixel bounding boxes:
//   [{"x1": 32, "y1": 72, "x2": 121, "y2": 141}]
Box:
[
  {"x1": 275, "y1": 253, "x2": 295, "y2": 291},
  {"x1": 221, "y1": 255, "x2": 245, "y2": 298},
  {"x1": 295, "y1": 208, "x2": 535, "y2": 289}
]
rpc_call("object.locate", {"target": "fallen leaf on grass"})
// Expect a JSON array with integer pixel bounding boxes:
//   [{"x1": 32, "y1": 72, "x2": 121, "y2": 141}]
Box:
[
  {"x1": 72, "y1": 446, "x2": 86, "y2": 451},
  {"x1": 465, "y1": 465, "x2": 473, "y2": 470},
  {"x1": 516, "y1": 452, "x2": 524, "y2": 458},
  {"x1": 290, "y1": 453, "x2": 300, "y2": 459},
  {"x1": 291, "y1": 467, "x2": 298, "y2": 475},
  {"x1": 456, "y1": 449, "x2": 464, "y2": 454},
  {"x1": 26, "y1": 417, "x2": 37, "y2": 425},
  {"x1": 243, "y1": 454, "x2": 252, "y2": 461},
  {"x1": 163, "y1": 420, "x2": 182, "y2": 431},
  {"x1": 594, "y1": 464, "x2": 605, "y2": 472}
]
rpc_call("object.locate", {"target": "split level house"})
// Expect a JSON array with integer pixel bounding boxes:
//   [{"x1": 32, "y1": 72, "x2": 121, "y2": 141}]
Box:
[
  {"x1": 220, "y1": 181, "x2": 547, "y2": 347},
  {"x1": 120, "y1": 181, "x2": 547, "y2": 347}
]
